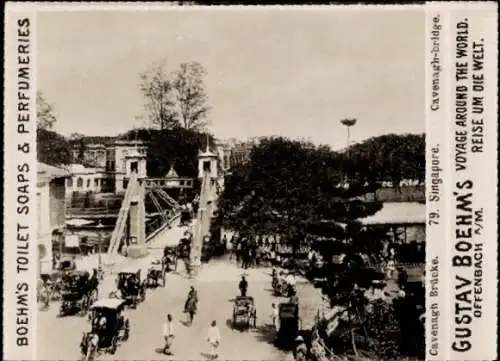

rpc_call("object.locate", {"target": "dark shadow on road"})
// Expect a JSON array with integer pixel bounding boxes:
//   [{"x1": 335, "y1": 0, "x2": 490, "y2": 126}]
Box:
[
  {"x1": 154, "y1": 347, "x2": 166, "y2": 354},
  {"x1": 226, "y1": 318, "x2": 253, "y2": 333},
  {"x1": 200, "y1": 352, "x2": 215, "y2": 360},
  {"x1": 253, "y1": 323, "x2": 277, "y2": 345}
]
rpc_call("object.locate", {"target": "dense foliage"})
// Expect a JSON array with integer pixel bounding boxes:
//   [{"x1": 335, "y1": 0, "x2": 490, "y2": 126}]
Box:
[
  {"x1": 36, "y1": 92, "x2": 72, "y2": 166},
  {"x1": 37, "y1": 128, "x2": 72, "y2": 166},
  {"x1": 219, "y1": 137, "x2": 383, "y2": 242},
  {"x1": 345, "y1": 134, "x2": 425, "y2": 190}
]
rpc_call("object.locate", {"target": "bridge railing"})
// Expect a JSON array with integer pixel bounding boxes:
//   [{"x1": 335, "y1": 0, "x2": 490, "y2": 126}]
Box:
[{"x1": 145, "y1": 211, "x2": 182, "y2": 245}]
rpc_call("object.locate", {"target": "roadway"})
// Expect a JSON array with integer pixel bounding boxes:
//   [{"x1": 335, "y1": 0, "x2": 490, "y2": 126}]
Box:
[{"x1": 38, "y1": 222, "x2": 324, "y2": 361}]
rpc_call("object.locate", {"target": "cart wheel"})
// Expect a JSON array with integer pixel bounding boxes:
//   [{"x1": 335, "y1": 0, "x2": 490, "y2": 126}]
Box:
[
  {"x1": 124, "y1": 320, "x2": 130, "y2": 340},
  {"x1": 109, "y1": 338, "x2": 117, "y2": 355},
  {"x1": 84, "y1": 343, "x2": 96, "y2": 361}
]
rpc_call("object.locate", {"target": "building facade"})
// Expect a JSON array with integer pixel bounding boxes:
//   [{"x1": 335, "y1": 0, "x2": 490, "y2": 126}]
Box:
[
  {"x1": 37, "y1": 163, "x2": 70, "y2": 272},
  {"x1": 66, "y1": 164, "x2": 113, "y2": 197},
  {"x1": 145, "y1": 166, "x2": 194, "y2": 190},
  {"x1": 113, "y1": 140, "x2": 148, "y2": 193}
]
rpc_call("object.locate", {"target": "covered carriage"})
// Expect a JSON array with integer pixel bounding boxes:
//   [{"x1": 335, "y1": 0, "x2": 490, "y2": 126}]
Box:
[
  {"x1": 163, "y1": 245, "x2": 179, "y2": 272},
  {"x1": 80, "y1": 298, "x2": 130, "y2": 360},
  {"x1": 276, "y1": 302, "x2": 300, "y2": 349},
  {"x1": 115, "y1": 267, "x2": 146, "y2": 308},
  {"x1": 146, "y1": 260, "x2": 166, "y2": 288},
  {"x1": 231, "y1": 296, "x2": 257, "y2": 330},
  {"x1": 58, "y1": 270, "x2": 97, "y2": 317}
]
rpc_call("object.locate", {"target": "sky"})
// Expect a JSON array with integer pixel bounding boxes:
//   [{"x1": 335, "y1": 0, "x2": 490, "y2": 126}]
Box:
[{"x1": 37, "y1": 6, "x2": 425, "y2": 150}]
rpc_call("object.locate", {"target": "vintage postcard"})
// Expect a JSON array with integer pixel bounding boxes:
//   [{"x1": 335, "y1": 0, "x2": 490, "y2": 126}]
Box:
[{"x1": 3, "y1": 2, "x2": 498, "y2": 361}]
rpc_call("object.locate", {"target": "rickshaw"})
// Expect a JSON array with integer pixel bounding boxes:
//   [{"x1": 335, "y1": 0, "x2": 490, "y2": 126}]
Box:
[
  {"x1": 80, "y1": 298, "x2": 130, "y2": 360},
  {"x1": 59, "y1": 270, "x2": 96, "y2": 317},
  {"x1": 115, "y1": 267, "x2": 146, "y2": 308},
  {"x1": 162, "y1": 245, "x2": 179, "y2": 272},
  {"x1": 58, "y1": 257, "x2": 77, "y2": 272},
  {"x1": 231, "y1": 296, "x2": 257, "y2": 331},
  {"x1": 276, "y1": 302, "x2": 300, "y2": 350},
  {"x1": 272, "y1": 270, "x2": 292, "y2": 296},
  {"x1": 39, "y1": 271, "x2": 65, "y2": 302},
  {"x1": 146, "y1": 260, "x2": 166, "y2": 288}
]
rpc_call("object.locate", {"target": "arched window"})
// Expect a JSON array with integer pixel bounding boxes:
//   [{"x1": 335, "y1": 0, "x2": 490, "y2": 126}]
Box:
[{"x1": 77, "y1": 177, "x2": 83, "y2": 188}]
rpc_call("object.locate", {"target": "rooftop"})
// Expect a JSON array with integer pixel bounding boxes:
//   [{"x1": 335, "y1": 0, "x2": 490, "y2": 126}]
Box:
[
  {"x1": 165, "y1": 166, "x2": 179, "y2": 178},
  {"x1": 37, "y1": 162, "x2": 70, "y2": 183},
  {"x1": 68, "y1": 163, "x2": 106, "y2": 174},
  {"x1": 114, "y1": 140, "x2": 147, "y2": 146}
]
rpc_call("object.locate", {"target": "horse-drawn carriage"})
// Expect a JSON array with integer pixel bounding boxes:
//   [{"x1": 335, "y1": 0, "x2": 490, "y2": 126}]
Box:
[
  {"x1": 231, "y1": 296, "x2": 257, "y2": 330},
  {"x1": 276, "y1": 302, "x2": 300, "y2": 349},
  {"x1": 80, "y1": 298, "x2": 130, "y2": 361},
  {"x1": 146, "y1": 260, "x2": 166, "y2": 288},
  {"x1": 59, "y1": 270, "x2": 98, "y2": 317},
  {"x1": 115, "y1": 267, "x2": 146, "y2": 308}
]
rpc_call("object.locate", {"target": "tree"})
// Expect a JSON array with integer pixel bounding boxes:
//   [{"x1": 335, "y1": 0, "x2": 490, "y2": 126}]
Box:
[
  {"x1": 36, "y1": 92, "x2": 57, "y2": 130},
  {"x1": 37, "y1": 128, "x2": 72, "y2": 166},
  {"x1": 346, "y1": 133, "x2": 425, "y2": 191},
  {"x1": 219, "y1": 137, "x2": 382, "y2": 247},
  {"x1": 139, "y1": 61, "x2": 211, "y2": 131},
  {"x1": 172, "y1": 62, "x2": 210, "y2": 131},
  {"x1": 139, "y1": 61, "x2": 178, "y2": 130},
  {"x1": 68, "y1": 133, "x2": 86, "y2": 163}
]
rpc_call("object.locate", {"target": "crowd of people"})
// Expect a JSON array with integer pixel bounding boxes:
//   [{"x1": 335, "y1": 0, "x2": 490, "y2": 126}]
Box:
[{"x1": 221, "y1": 233, "x2": 310, "y2": 269}]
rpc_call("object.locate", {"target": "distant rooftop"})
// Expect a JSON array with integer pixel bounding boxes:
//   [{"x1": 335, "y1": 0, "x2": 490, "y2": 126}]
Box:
[
  {"x1": 38, "y1": 162, "x2": 70, "y2": 183},
  {"x1": 165, "y1": 166, "x2": 179, "y2": 178},
  {"x1": 114, "y1": 140, "x2": 147, "y2": 146},
  {"x1": 67, "y1": 163, "x2": 105, "y2": 174},
  {"x1": 85, "y1": 143, "x2": 106, "y2": 149}
]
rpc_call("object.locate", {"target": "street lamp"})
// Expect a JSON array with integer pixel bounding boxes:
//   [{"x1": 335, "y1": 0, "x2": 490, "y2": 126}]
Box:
[
  {"x1": 340, "y1": 118, "x2": 357, "y2": 152},
  {"x1": 340, "y1": 118, "x2": 357, "y2": 187},
  {"x1": 96, "y1": 220, "x2": 105, "y2": 272}
]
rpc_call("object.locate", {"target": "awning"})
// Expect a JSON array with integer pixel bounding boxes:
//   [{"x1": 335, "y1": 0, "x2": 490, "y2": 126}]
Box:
[{"x1": 361, "y1": 202, "x2": 425, "y2": 225}]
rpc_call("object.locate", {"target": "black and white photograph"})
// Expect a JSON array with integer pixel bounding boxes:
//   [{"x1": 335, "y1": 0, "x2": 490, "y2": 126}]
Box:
[{"x1": 31, "y1": 5, "x2": 428, "y2": 361}]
